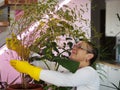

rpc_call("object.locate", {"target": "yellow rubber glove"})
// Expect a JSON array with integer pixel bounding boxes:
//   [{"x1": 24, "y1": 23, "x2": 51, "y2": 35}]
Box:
[{"x1": 10, "y1": 60, "x2": 42, "y2": 81}]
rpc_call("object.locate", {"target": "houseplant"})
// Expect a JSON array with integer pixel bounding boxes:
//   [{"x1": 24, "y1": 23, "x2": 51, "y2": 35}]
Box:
[
  {"x1": 111, "y1": 81, "x2": 120, "y2": 90},
  {"x1": 5, "y1": 0, "x2": 93, "y2": 89}
]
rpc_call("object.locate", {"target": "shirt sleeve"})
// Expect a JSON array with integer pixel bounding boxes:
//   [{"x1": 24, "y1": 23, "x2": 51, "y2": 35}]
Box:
[{"x1": 40, "y1": 66, "x2": 99, "y2": 87}]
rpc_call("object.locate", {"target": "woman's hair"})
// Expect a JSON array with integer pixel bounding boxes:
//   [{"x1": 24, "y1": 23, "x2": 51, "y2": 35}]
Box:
[{"x1": 86, "y1": 41, "x2": 98, "y2": 65}]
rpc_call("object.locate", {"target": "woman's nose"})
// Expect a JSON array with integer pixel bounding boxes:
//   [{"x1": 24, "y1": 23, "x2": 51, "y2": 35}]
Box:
[{"x1": 72, "y1": 45, "x2": 77, "y2": 49}]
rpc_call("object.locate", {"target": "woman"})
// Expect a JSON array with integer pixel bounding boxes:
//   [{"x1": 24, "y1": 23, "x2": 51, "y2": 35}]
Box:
[{"x1": 10, "y1": 40, "x2": 100, "y2": 90}]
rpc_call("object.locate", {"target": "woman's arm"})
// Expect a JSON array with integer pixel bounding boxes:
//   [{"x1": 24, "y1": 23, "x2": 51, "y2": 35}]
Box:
[{"x1": 40, "y1": 67, "x2": 97, "y2": 87}]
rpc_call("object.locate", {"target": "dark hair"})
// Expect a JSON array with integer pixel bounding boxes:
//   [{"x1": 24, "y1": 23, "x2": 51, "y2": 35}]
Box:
[
  {"x1": 78, "y1": 39, "x2": 98, "y2": 65},
  {"x1": 87, "y1": 41, "x2": 98, "y2": 65}
]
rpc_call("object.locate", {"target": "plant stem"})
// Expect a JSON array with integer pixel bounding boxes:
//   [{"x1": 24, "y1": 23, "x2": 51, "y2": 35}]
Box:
[
  {"x1": 43, "y1": 60, "x2": 50, "y2": 70},
  {"x1": 21, "y1": 73, "x2": 27, "y2": 89}
]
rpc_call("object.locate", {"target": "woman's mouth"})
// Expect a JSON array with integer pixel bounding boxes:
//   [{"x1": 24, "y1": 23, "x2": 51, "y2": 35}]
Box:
[{"x1": 71, "y1": 50, "x2": 76, "y2": 54}]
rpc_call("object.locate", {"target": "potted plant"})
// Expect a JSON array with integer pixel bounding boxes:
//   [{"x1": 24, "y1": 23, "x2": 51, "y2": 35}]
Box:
[{"x1": 5, "y1": 0, "x2": 93, "y2": 89}]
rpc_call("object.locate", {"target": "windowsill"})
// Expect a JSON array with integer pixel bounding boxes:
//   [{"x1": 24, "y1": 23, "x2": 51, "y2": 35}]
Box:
[{"x1": 98, "y1": 60, "x2": 120, "y2": 68}]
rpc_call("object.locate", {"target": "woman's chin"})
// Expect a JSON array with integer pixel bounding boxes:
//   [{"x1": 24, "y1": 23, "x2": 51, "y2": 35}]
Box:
[{"x1": 69, "y1": 55, "x2": 75, "y2": 61}]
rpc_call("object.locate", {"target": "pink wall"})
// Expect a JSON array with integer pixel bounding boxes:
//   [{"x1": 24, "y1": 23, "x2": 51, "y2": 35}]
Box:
[
  {"x1": 67, "y1": 0, "x2": 91, "y2": 38},
  {"x1": 0, "y1": 45, "x2": 21, "y2": 84}
]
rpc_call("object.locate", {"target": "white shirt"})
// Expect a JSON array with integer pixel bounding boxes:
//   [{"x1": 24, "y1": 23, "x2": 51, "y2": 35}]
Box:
[{"x1": 40, "y1": 66, "x2": 100, "y2": 90}]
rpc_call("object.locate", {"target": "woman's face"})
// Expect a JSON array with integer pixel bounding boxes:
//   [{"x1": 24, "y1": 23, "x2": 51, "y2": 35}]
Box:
[{"x1": 69, "y1": 41, "x2": 91, "y2": 62}]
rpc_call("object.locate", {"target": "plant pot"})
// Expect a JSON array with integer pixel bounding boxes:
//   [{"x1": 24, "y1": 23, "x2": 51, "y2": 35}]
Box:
[{"x1": 6, "y1": 84, "x2": 43, "y2": 90}]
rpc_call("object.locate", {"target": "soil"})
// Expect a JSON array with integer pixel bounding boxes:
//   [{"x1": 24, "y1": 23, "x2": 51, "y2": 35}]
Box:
[{"x1": 6, "y1": 84, "x2": 43, "y2": 90}]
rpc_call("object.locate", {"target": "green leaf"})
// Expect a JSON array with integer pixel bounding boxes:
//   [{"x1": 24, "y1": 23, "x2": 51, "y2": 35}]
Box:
[
  {"x1": 67, "y1": 42, "x2": 73, "y2": 49},
  {"x1": 54, "y1": 56, "x2": 80, "y2": 73},
  {"x1": 29, "y1": 45, "x2": 40, "y2": 54}
]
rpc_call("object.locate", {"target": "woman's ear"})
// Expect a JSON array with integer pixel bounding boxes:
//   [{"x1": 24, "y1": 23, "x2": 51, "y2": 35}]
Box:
[{"x1": 86, "y1": 54, "x2": 94, "y2": 61}]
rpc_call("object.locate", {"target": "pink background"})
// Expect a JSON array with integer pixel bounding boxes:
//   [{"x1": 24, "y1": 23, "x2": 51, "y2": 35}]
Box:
[{"x1": 0, "y1": 45, "x2": 21, "y2": 84}]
